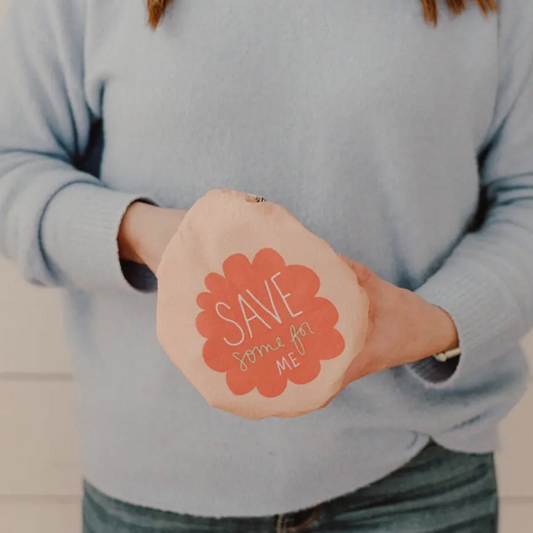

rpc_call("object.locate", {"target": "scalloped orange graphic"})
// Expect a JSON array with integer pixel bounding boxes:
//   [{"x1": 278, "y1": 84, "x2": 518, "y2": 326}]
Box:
[{"x1": 196, "y1": 248, "x2": 345, "y2": 398}]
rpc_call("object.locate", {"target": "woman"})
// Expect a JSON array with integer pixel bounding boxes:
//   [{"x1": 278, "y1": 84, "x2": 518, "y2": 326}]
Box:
[{"x1": 0, "y1": 0, "x2": 530, "y2": 531}]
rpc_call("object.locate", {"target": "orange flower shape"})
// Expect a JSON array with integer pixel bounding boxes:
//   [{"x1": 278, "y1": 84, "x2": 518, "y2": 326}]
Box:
[{"x1": 196, "y1": 248, "x2": 345, "y2": 398}]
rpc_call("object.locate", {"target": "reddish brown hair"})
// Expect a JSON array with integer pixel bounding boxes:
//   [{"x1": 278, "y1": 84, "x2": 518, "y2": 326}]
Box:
[
  {"x1": 147, "y1": 0, "x2": 497, "y2": 29},
  {"x1": 147, "y1": 0, "x2": 175, "y2": 29},
  {"x1": 420, "y1": 0, "x2": 497, "y2": 25}
]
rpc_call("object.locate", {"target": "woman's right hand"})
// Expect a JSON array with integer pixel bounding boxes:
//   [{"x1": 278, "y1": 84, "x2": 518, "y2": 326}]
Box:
[{"x1": 118, "y1": 202, "x2": 186, "y2": 274}]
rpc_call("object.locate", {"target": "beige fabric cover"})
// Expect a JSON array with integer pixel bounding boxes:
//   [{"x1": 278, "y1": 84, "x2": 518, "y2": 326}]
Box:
[{"x1": 156, "y1": 190, "x2": 368, "y2": 419}]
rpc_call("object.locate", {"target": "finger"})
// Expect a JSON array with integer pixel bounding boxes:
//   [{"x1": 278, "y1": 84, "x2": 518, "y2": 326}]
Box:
[
  {"x1": 342, "y1": 344, "x2": 391, "y2": 385},
  {"x1": 317, "y1": 383, "x2": 347, "y2": 411},
  {"x1": 319, "y1": 396, "x2": 336, "y2": 410},
  {"x1": 339, "y1": 255, "x2": 375, "y2": 286},
  {"x1": 341, "y1": 352, "x2": 369, "y2": 386}
]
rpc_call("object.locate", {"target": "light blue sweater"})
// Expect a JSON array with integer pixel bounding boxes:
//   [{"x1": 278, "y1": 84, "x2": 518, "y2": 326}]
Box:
[{"x1": 1, "y1": 0, "x2": 532, "y2": 517}]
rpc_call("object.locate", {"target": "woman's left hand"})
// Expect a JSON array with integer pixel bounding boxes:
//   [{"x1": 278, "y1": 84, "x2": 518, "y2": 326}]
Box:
[{"x1": 341, "y1": 256, "x2": 459, "y2": 385}]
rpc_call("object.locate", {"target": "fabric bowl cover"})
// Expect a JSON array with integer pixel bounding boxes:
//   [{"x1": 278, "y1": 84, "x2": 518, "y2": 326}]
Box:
[{"x1": 156, "y1": 190, "x2": 369, "y2": 419}]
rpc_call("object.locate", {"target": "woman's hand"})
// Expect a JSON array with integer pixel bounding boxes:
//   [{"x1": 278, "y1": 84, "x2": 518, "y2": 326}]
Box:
[
  {"x1": 341, "y1": 256, "x2": 459, "y2": 385},
  {"x1": 118, "y1": 202, "x2": 186, "y2": 274}
]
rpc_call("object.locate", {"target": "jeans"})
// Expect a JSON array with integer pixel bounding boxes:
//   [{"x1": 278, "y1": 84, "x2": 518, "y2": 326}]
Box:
[{"x1": 83, "y1": 441, "x2": 498, "y2": 532}]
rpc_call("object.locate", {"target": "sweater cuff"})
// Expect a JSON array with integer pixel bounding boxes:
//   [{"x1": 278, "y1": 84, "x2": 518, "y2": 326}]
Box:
[
  {"x1": 407, "y1": 259, "x2": 524, "y2": 387},
  {"x1": 40, "y1": 182, "x2": 156, "y2": 293}
]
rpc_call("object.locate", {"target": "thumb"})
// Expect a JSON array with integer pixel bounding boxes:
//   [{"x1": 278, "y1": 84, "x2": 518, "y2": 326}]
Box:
[{"x1": 339, "y1": 255, "x2": 375, "y2": 287}]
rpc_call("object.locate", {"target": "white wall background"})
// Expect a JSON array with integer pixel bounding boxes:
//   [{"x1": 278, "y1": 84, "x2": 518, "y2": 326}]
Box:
[{"x1": 0, "y1": 1, "x2": 532, "y2": 532}]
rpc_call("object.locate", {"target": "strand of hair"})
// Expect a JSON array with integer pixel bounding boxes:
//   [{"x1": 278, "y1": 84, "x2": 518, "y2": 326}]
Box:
[
  {"x1": 147, "y1": 0, "x2": 173, "y2": 29},
  {"x1": 148, "y1": 0, "x2": 497, "y2": 30}
]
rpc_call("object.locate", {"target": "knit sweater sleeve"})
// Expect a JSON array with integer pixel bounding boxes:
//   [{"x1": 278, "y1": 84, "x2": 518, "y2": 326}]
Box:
[
  {"x1": 408, "y1": 1, "x2": 533, "y2": 386},
  {"x1": 0, "y1": 0, "x2": 155, "y2": 293}
]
